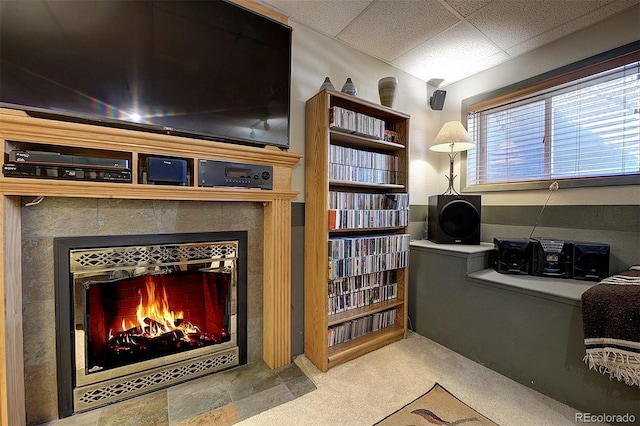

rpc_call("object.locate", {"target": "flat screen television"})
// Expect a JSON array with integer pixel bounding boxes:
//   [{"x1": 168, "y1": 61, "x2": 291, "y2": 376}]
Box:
[{"x1": 0, "y1": 0, "x2": 292, "y2": 149}]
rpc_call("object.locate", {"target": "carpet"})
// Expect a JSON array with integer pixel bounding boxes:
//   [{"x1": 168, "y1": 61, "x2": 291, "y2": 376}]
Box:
[{"x1": 375, "y1": 383, "x2": 498, "y2": 425}]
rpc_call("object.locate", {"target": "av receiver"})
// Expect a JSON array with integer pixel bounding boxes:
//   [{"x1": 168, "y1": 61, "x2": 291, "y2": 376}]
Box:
[{"x1": 198, "y1": 159, "x2": 273, "y2": 190}]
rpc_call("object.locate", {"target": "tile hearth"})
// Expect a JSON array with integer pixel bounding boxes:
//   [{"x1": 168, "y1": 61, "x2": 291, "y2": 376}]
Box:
[{"x1": 41, "y1": 360, "x2": 316, "y2": 426}]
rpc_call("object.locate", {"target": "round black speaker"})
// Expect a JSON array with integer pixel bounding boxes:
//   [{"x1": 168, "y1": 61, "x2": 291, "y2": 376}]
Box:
[
  {"x1": 576, "y1": 251, "x2": 605, "y2": 273},
  {"x1": 439, "y1": 199, "x2": 480, "y2": 239},
  {"x1": 504, "y1": 247, "x2": 526, "y2": 267}
]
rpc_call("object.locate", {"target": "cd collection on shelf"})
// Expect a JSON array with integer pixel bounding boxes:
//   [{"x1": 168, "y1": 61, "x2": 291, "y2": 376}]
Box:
[
  {"x1": 327, "y1": 308, "x2": 397, "y2": 347},
  {"x1": 329, "y1": 106, "x2": 385, "y2": 140},
  {"x1": 329, "y1": 192, "x2": 409, "y2": 210},
  {"x1": 328, "y1": 270, "x2": 398, "y2": 315},
  {"x1": 328, "y1": 209, "x2": 409, "y2": 230},
  {"x1": 329, "y1": 144, "x2": 398, "y2": 184},
  {"x1": 328, "y1": 234, "x2": 411, "y2": 280},
  {"x1": 328, "y1": 191, "x2": 410, "y2": 230}
]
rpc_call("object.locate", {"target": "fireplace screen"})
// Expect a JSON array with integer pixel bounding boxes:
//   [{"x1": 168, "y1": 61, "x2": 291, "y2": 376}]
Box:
[
  {"x1": 55, "y1": 233, "x2": 247, "y2": 416},
  {"x1": 84, "y1": 270, "x2": 231, "y2": 373}
]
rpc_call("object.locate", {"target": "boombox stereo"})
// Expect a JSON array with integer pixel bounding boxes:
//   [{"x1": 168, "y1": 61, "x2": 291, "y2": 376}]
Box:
[
  {"x1": 492, "y1": 238, "x2": 610, "y2": 281},
  {"x1": 198, "y1": 159, "x2": 273, "y2": 190},
  {"x1": 530, "y1": 238, "x2": 573, "y2": 278}
]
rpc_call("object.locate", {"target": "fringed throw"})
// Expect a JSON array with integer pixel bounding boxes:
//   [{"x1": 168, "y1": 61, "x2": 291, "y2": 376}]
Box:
[
  {"x1": 581, "y1": 267, "x2": 640, "y2": 387},
  {"x1": 583, "y1": 339, "x2": 640, "y2": 386}
]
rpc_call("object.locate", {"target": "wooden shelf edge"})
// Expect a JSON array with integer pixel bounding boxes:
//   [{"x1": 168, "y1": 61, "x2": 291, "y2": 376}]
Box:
[
  {"x1": 329, "y1": 180, "x2": 405, "y2": 190},
  {"x1": 0, "y1": 179, "x2": 299, "y2": 202},
  {"x1": 328, "y1": 298, "x2": 404, "y2": 326},
  {"x1": 329, "y1": 225, "x2": 408, "y2": 233},
  {"x1": 329, "y1": 129, "x2": 405, "y2": 151},
  {"x1": 327, "y1": 324, "x2": 405, "y2": 369},
  {"x1": 319, "y1": 89, "x2": 410, "y2": 119}
]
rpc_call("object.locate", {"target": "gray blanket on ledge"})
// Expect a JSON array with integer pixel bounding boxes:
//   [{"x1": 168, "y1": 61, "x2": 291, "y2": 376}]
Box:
[{"x1": 581, "y1": 266, "x2": 640, "y2": 386}]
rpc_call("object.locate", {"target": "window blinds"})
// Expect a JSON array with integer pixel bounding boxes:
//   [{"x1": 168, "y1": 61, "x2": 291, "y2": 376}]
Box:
[{"x1": 467, "y1": 60, "x2": 640, "y2": 186}]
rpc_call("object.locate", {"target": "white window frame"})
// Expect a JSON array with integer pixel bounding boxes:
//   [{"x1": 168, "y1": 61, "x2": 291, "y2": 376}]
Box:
[{"x1": 461, "y1": 46, "x2": 640, "y2": 192}]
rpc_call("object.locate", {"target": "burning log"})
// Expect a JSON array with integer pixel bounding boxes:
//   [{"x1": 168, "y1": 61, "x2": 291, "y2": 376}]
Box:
[
  {"x1": 99, "y1": 277, "x2": 231, "y2": 365},
  {"x1": 105, "y1": 317, "x2": 228, "y2": 358}
]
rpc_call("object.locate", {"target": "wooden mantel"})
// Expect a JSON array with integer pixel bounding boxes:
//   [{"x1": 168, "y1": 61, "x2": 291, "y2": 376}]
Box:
[{"x1": 0, "y1": 108, "x2": 302, "y2": 425}]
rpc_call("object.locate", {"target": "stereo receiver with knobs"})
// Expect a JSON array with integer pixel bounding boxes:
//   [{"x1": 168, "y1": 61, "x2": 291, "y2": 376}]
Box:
[{"x1": 198, "y1": 159, "x2": 273, "y2": 190}]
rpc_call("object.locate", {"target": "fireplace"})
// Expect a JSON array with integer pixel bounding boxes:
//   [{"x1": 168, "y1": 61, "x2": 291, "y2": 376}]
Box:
[
  {"x1": 54, "y1": 231, "x2": 247, "y2": 417},
  {"x1": 0, "y1": 105, "x2": 300, "y2": 425}
]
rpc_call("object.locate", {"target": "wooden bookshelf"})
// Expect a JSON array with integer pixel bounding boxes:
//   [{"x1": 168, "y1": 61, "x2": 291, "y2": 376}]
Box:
[{"x1": 304, "y1": 88, "x2": 410, "y2": 372}]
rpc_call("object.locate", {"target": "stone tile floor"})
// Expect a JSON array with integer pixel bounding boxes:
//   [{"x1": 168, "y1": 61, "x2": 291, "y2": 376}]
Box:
[{"x1": 42, "y1": 360, "x2": 316, "y2": 426}]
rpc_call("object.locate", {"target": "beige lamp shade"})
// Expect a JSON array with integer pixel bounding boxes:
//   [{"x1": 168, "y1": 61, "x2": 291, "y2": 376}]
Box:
[{"x1": 429, "y1": 121, "x2": 474, "y2": 152}]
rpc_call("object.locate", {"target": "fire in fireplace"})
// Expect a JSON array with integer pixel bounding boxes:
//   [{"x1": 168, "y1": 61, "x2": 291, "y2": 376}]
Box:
[
  {"x1": 54, "y1": 232, "x2": 247, "y2": 417},
  {"x1": 87, "y1": 271, "x2": 231, "y2": 372}
]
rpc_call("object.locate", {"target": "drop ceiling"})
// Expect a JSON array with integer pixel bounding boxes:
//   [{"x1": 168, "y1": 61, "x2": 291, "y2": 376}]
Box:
[{"x1": 262, "y1": 0, "x2": 639, "y2": 86}]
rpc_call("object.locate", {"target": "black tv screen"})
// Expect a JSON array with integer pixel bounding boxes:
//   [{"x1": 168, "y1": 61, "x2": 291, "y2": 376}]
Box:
[{"x1": 0, "y1": 0, "x2": 292, "y2": 149}]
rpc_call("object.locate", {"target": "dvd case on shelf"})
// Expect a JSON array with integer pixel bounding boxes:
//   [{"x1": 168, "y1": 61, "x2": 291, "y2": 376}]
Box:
[
  {"x1": 327, "y1": 308, "x2": 397, "y2": 347},
  {"x1": 328, "y1": 234, "x2": 410, "y2": 279},
  {"x1": 329, "y1": 106, "x2": 385, "y2": 140},
  {"x1": 328, "y1": 270, "x2": 398, "y2": 315}
]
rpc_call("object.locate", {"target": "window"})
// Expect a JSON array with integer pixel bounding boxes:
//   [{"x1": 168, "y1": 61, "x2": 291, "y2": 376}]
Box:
[{"x1": 466, "y1": 55, "x2": 640, "y2": 188}]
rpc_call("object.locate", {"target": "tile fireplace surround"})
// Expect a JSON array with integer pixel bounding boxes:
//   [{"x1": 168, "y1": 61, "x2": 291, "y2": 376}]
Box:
[{"x1": 0, "y1": 108, "x2": 302, "y2": 425}]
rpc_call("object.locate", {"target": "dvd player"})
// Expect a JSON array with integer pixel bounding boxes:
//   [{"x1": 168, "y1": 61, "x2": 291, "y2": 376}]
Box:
[
  {"x1": 9, "y1": 149, "x2": 130, "y2": 169},
  {"x1": 2, "y1": 163, "x2": 131, "y2": 183}
]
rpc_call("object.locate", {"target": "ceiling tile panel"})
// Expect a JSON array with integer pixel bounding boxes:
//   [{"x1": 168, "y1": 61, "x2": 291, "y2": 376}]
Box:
[
  {"x1": 505, "y1": 0, "x2": 640, "y2": 57},
  {"x1": 265, "y1": 0, "x2": 638, "y2": 85},
  {"x1": 264, "y1": 0, "x2": 372, "y2": 37},
  {"x1": 467, "y1": 0, "x2": 618, "y2": 50},
  {"x1": 444, "y1": 0, "x2": 494, "y2": 17},
  {"x1": 392, "y1": 22, "x2": 508, "y2": 84},
  {"x1": 337, "y1": 0, "x2": 460, "y2": 62}
]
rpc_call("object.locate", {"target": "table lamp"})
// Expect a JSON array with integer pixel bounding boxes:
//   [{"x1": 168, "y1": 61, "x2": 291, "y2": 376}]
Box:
[{"x1": 429, "y1": 121, "x2": 475, "y2": 195}]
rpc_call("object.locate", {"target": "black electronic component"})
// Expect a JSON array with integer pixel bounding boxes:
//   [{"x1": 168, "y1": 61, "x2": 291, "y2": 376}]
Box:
[
  {"x1": 198, "y1": 159, "x2": 272, "y2": 190},
  {"x1": 493, "y1": 238, "x2": 531, "y2": 275},
  {"x1": 572, "y1": 242, "x2": 610, "y2": 281},
  {"x1": 428, "y1": 194, "x2": 481, "y2": 244},
  {"x1": 3, "y1": 163, "x2": 131, "y2": 183},
  {"x1": 530, "y1": 238, "x2": 573, "y2": 278}
]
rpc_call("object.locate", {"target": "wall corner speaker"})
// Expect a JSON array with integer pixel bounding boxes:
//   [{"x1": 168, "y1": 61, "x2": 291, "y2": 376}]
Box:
[
  {"x1": 428, "y1": 194, "x2": 481, "y2": 244},
  {"x1": 572, "y1": 242, "x2": 610, "y2": 281},
  {"x1": 429, "y1": 90, "x2": 446, "y2": 110},
  {"x1": 493, "y1": 238, "x2": 531, "y2": 274}
]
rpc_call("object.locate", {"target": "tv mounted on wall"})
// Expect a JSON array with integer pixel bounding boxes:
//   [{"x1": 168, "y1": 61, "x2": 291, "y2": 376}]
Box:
[{"x1": 0, "y1": 0, "x2": 292, "y2": 149}]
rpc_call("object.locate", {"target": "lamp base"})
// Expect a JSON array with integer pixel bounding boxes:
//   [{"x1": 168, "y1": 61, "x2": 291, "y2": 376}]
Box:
[
  {"x1": 441, "y1": 152, "x2": 460, "y2": 196},
  {"x1": 441, "y1": 174, "x2": 460, "y2": 196}
]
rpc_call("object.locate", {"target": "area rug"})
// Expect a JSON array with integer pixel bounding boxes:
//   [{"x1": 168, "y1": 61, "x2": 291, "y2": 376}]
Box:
[{"x1": 375, "y1": 383, "x2": 498, "y2": 425}]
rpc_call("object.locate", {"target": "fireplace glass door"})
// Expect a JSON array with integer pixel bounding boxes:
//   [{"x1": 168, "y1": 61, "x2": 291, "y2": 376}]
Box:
[{"x1": 83, "y1": 270, "x2": 232, "y2": 373}]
